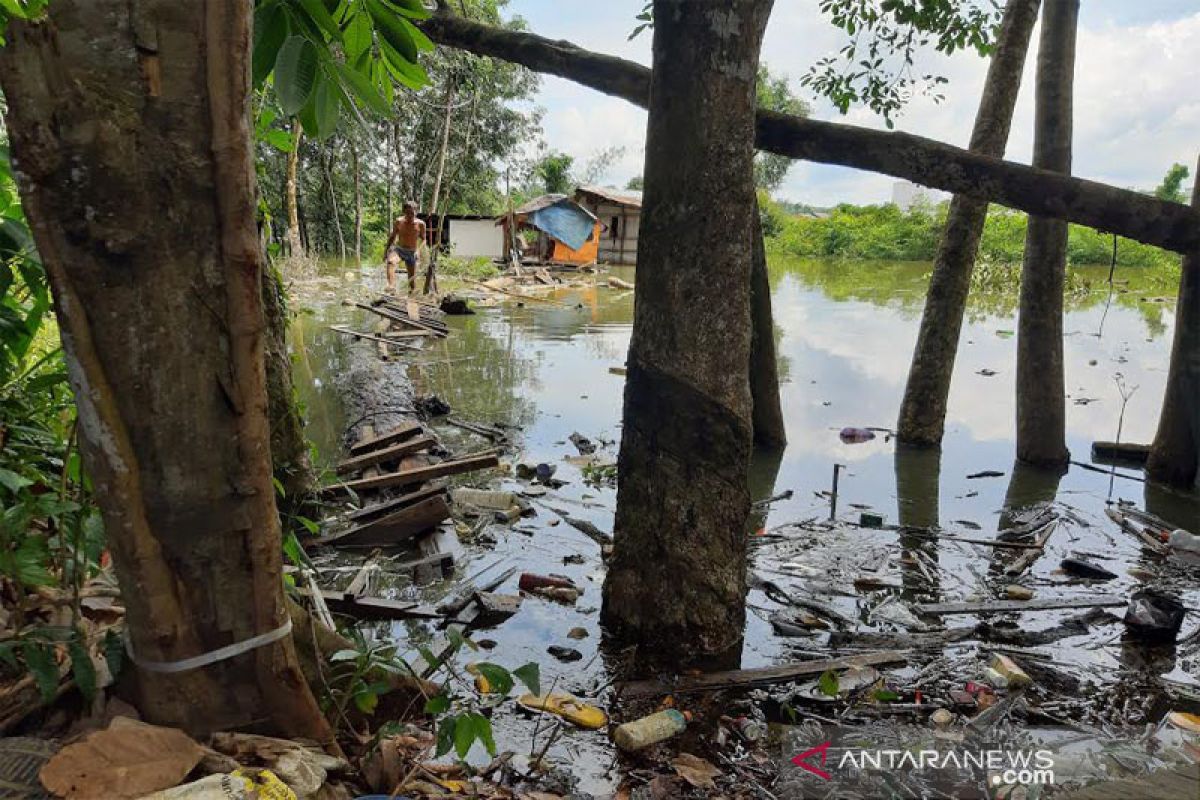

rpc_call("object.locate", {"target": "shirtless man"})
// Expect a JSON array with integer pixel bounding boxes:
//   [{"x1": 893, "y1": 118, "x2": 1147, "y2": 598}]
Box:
[{"x1": 384, "y1": 201, "x2": 426, "y2": 293}]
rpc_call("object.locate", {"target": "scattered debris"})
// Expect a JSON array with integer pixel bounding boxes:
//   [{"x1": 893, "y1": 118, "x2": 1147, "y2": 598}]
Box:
[
  {"x1": 568, "y1": 432, "x2": 596, "y2": 454},
  {"x1": 966, "y1": 470, "x2": 1005, "y2": 479},
  {"x1": 613, "y1": 709, "x2": 691, "y2": 751},
  {"x1": 1060, "y1": 556, "x2": 1118, "y2": 581},
  {"x1": 438, "y1": 294, "x2": 474, "y2": 315},
  {"x1": 517, "y1": 693, "x2": 607, "y2": 730},
  {"x1": 1124, "y1": 588, "x2": 1185, "y2": 642},
  {"x1": 547, "y1": 646, "x2": 582, "y2": 663},
  {"x1": 839, "y1": 427, "x2": 875, "y2": 443},
  {"x1": 917, "y1": 595, "x2": 1125, "y2": 616}
]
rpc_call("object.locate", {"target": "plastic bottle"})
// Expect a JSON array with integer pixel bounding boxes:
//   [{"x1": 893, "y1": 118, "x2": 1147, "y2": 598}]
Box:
[{"x1": 612, "y1": 709, "x2": 692, "y2": 751}]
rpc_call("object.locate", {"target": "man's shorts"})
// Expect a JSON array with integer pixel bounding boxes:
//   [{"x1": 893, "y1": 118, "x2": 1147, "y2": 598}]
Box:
[{"x1": 387, "y1": 247, "x2": 417, "y2": 268}]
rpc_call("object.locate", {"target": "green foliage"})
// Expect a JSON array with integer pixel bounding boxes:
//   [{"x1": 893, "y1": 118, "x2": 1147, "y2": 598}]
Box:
[
  {"x1": 0, "y1": 0, "x2": 48, "y2": 43},
  {"x1": 253, "y1": 0, "x2": 434, "y2": 140},
  {"x1": 534, "y1": 151, "x2": 574, "y2": 195},
  {"x1": 764, "y1": 197, "x2": 1181, "y2": 270},
  {"x1": 806, "y1": 0, "x2": 1002, "y2": 126},
  {"x1": 1154, "y1": 162, "x2": 1190, "y2": 204},
  {"x1": 755, "y1": 65, "x2": 810, "y2": 193},
  {"x1": 438, "y1": 255, "x2": 500, "y2": 280}
]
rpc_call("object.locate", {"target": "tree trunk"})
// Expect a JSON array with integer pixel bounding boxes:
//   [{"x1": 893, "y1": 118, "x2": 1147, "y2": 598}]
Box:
[
  {"x1": 423, "y1": 82, "x2": 456, "y2": 294},
  {"x1": 1016, "y1": 0, "x2": 1077, "y2": 467},
  {"x1": 1147, "y1": 159, "x2": 1200, "y2": 487},
  {"x1": 0, "y1": 1, "x2": 333, "y2": 741},
  {"x1": 387, "y1": 122, "x2": 396, "y2": 232},
  {"x1": 897, "y1": 0, "x2": 1040, "y2": 446},
  {"x1": 421, "y1": 12, "x2": 1200, "y2": 255},
  {"x1": 351, "y1": 142, "x2": 362, "y2": 267},
  {"x1": 286, "y1": 119, "x2": 303, "y2": 257},
  {"x1": 324, "y1": 147, "x2": 346, "y2": 259},
  {"x1": 601, "y1": 0, "x2": 773, "y2": 663},
  {"x1": 262, "y1": 265, "x2": 315, "y2": 507},
  {"x1": 750, "y1": 198, "x2": 786, "y2": 448}
]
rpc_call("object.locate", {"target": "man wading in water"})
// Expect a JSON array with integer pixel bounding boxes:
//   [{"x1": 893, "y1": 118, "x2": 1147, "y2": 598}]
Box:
[{"x1": 384, "y1": 200, "x2": 426, "y2": 293}]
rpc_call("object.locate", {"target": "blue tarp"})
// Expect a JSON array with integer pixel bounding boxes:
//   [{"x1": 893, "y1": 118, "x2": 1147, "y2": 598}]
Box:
[{"x1": 526, "y1": 200, "x2": 596, "y2": 251}]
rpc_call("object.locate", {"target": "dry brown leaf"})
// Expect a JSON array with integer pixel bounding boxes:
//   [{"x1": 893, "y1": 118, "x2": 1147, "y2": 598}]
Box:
[
  {"x1": 39, "y1": 716, "x2": 204, "y2": 800},
  {"x1": 671, "y1": 752, "x2": 722, "y2": 789}
]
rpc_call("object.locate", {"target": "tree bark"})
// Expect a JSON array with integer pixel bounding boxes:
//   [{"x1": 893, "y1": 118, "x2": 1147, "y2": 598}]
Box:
[
  {"x1": 351, "y1": 141, "x2": 362, "y2": 267},
  {"x1": 1147, "y1": 158, "x2": 1200, "y2": 488},
  {"x1": 601, "y1": 0, "x2": 772, "y2": 663},
  {"x1": 423, "y1": 81, "x2": 456, "y2": 294},
  {"x1": 286, "y1": 119, "x2": 303, "y2": 257},
  {"x1": 897, "y1": 0, "x2": 1040, "y2": 446},
  {"x1": 1016, "y1": 0, "x2": 1077, "y2": 467},
  {"x1": 324, "y1": 147, "x2": 347, "y2": 259},
  {"x1": 0, "y1": 0, "x2": 333, "y2": 741},
  {"x1": 750, "y1": 198, "x2": 786, "y2": 448},
  {"x1": 420, "y1": 12, "x2": 1200, "y2": 254},
  {"x1": 262, "y1": 265, "x2": 316, "y2": 507}
]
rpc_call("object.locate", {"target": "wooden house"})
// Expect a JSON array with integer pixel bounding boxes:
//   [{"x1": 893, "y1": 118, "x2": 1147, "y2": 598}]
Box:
[
  {"x1": 498, "y1": 194, "x2": 600, "y2": 267},
  {"x1": 574, "y1": 185, "x2": 642, "y2": 266}
]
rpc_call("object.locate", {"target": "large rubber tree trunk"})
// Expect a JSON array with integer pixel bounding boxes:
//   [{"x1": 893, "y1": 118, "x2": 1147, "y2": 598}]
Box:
[
  {"x1": 1016, "y1": 0, "x2": 1078, "y2": 467},
  {"x1": 1147, "y1": 164, "x2": 1200, "y2": 487},
  {"x1": 262, "y1": 266, "x2": 316, "y2": 507},
  {"x1": 750, "y1": 198, "x2": 786, "y2": 448},
  {"x1": 0, "y1": 1, "x2": 333, "y2": 741},
  {"x1": 602, "y1": 0, "x2": 773, "y2": 663},
  {"x1": 897, "y1": 0, "x2": 1040, "y2": 446}
]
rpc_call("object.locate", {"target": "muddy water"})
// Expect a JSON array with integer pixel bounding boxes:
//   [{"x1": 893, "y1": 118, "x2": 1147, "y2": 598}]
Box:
[{"x1": 290, "y1": 258, "x2": 1200, "y2": 795}]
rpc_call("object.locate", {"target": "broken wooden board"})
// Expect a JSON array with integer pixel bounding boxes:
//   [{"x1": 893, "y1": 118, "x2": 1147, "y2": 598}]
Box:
[
  {"x1": 1004, "y1": 520, "x2": 1057, "y2": 576},
  {"x1": 356, "y1": 301, "x2": 448, "y2": 337},
  {"x1": 345, "y1": 483, "x2": 448, "y2": 523},
  {"x1": 313, "y1": 495, "x2": 451, "y2": 548},
  {"x1": 618, "y1": 650, "x2": 907, "y2": 699},
  {"x1": 382, "y1": 299, "x2": 450, "y2": 330},
  {"x1": 298, "y1": 588, "x2": 445, "y2": 622},
  {"x1": 336, "y1": 435, "x2": 437, "y2": 475},
  {"x1": 1091, "y1": 440, "x2": 1152, "y2": 466},
  {"x1": 348, "y1": 421, "x2": 424, "y2": 456},
  {"x1": 320, "y1": 452, "x2": 500, "y2": 497},
  {"x1": 1105, "y1": 507, "x2": 1171, "y2": 555},
  {"x1": 917, "y1": 595, "x2": 1126, "y2": 616},
  {"x1": 329, "y1": 325, "x2": 428, "y2": 345}
]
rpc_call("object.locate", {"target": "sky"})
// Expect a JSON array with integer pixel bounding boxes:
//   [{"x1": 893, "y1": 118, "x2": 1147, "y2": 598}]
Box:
[{"x1": 501, "y1": 0, "x2": 1200, "y2": 206}]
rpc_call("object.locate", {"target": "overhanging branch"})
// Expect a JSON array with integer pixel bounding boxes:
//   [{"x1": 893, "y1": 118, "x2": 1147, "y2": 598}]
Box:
[{"x1": 422, "y1": 13, "x2": 1199, "y2": 255}]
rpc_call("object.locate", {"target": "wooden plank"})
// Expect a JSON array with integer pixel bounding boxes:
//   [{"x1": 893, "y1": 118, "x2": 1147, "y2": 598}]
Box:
[
  {"x1": 313, "y1": 495, "x2": 451, "y2": 548},
  {"x1": 345, "y1": 483, "x2": 447, "y2": 523},
  {"x1": 618, "y1": 651, "x2": 907, "y2": 699},
  {"x1": 336, "y1": 435, "x2": 436, "y2": 475},
  {"x1": 1091, "y1": 440, "x2": 1151, "y2": 466},
  {"x1": 1004, "y1": 520, "x2": 1057, "y2": 576},
  {"x1": 348, "y1": 420, "x2": 424, "y2": 456},
  {"x1": 343, "y1": 550, "x2": 382, "y2": 599},
  {"x1": 320, "y1": 452, "x2": 500, "y2": 497},
  {"x1": 917, "y1": 594, "x2": 1126, "y2": 616},
  {"x1": 356, "y1": 301, "x2": 449, "y2": 337},
  {"x1": 329, "y1": 325, "x2": 428, "y2": 344},
  {"x1": 384, "y1": 299, "x2": 450, "y2": 329},
  {"x1": 298, "y1": 589, "x2": 446, "y2": 622}
]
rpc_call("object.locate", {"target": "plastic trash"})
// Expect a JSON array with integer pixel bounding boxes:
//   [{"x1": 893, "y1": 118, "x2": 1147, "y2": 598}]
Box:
[
  {"x1": 988, "y1": 653, "x2": 1032, "y2": 688},
  {"x1": 1005, "y1": 585, "x2": 1034, "y2": 601},
  {"x1": 517, "y1": 692, "x2": 607, "y2": 729},
  {"x1": 518, "y1": 573, "x2": 575, "y2": 592},
  {"x1": 1124, "y1": 588, "x2": 1185, "y2": 642},
  {"x1": 140, "y1": 771, "x2": 296, "y2": 800},
  {"x1": 1060, "y1": 557, "x2": 1118, "y2": 580},
  {"x1": 452, "y1": 488, "x2": 516, "y2": 511},
  {"x1": 839, "y1": 427, "x2": 876, "y2": 443},
  {"x1": 1169, "y1": 528, "x2": 1200, "y2": 553},
  {"x1": 612, "y1": 709, "x2": 692, "y2": 751}
]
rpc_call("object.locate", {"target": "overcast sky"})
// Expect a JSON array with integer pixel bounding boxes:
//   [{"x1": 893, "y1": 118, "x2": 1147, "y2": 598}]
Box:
[{"x1": 502, "y1": 1, "x2": 1199, "y2": 206}]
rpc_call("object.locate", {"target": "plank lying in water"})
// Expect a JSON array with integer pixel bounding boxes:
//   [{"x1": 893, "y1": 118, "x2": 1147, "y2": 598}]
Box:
[
  {"x1": 618, "y1": 650, "x2": 908, "y2": 698},
  {"x1": 345, "y1": 483, "x2": 448, "y2": 523},
  {"x1": 1091, "y1": 440, "x2": 1151, "y2": 466},
  {"x1": 349, "y1": 420, "x2": 424, "y2": 456},
  {"x1": 314, "y1": 495, "x2": 451, "y2": 548},
  {"x1": 320, "y1": 452, "x2": 500, "y2": 497},
  {"x1": 354, "y1": 301, "x2": 448, "y2": 337},
  {"x1": 917, "y1": 595, "x2": 1126, "y2": 616},
  {"x1": 336, "y1": 435, "x2": 436, "y2": 475},
  {"x1": 329, "y1": 325, "x2": 428, "y2": 345}
]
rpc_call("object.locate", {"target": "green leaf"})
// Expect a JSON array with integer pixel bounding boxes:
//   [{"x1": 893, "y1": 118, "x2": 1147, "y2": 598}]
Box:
[
  {"x1": 379, "y1": 0, "x2": 431, "y2": 20},
  {"x1": 342, "y1": 8, "x2": 373, "y2": 63},
  {"x1": 353, "y1": 689, "x2": 378, "y2": 714},
  {"x1": 252, "y1": 1, "x2": 289, "y2": 88},
  {"x1": 424, "y1": 693, "x2": 450, "y2": 714},
  {"x1": 818, "y1": 668, "x2": 839, "y2": 698},
  {"x1": 275, "y1": 35, "x2": 319, "y2": 115},
  {"x1": 334, "y1": 62, "x2": 392, "y2": 116},
  {"x1": 12, "y1": 537, "x2": 53, "y2": 586},
  {"x1": 366, "y1": 0, "x2": 415, "y2": 63},
  {"x1": 454, "y1": 712, "x2": 477, "y2": 759},
  {"x1": 435, "y1": 715, "x2": 456, "y2": 757},
  {"x1": 872, "y1": 688, "x2": 899, "y2": 702},
  {"x1": 473, "y1": 663, "x2": 513, "y2": 695},
  {"x1": 475, "y1": 714, "x2": 496, "y2": 756},
  {"x1": 264, "y1": 129, "x2": 295, "y2": 152},
  {"x1": 21, "y1": 642, "x2": 58, "y2": 703},
  {"x1": 512, "y1": 662, "x2": 541, "y2": 697},
  {"x1": 330, "y1": 648, "x2": 360, "y2": 662},
  {"x1": 296, "y1": 0, "x2": 342, "y2": 41},
  {"x1": 102, "y1": 629, "x2": 123, "y2": 680},
  {"x1": 68, "y1": 638, "x2": 97, "y2": 702},
  {"x1": 312, "y1": 71, "x2": 342, "y2": 139},
  {"x1": 0, "y1": 467, "x2": 31, "y2": 492}
]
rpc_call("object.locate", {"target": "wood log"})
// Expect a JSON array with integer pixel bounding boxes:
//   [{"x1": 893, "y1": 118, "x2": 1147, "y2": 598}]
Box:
[
  {"x1": 348, "y1": 421, "x2": 424, "y2": 456},
  {"x1": 1091, "y1": 440, "x2": 1152, "y2": 466},
  {"x1": 320, "y1": 452, "x2": 500, "y2": 497},
  {"x1": 618, "y1": 650, "x2": 908, "y2": 698},
  {"x1": 336, "y1": 435, "x2": 436, "y2": 475},
  {"x1": 345, "y1": 483, "x2": 447, "y2": 523},
  {"x1": 354, "y1": 301, "x2": 448, "y2": 337},
  {"x1": 420, "y1": 12, "x2": 1200, "y2": 255},
  {"x1": 917, "y1": 594, "x2": 1125, "y2": 616},
  {"x1": 313, "y1": 495, "x2": 451, "y2": 548}
]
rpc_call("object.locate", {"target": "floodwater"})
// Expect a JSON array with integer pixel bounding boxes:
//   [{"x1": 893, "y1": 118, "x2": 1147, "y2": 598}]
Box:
[{"x1": 290, "y1": 257, "x2": 1200, "y2": 796}]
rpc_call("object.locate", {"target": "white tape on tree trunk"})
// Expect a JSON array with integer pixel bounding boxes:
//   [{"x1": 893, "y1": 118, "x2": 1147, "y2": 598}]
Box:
[{"x1": 125, "y1": 618, "x2": 293, "y2": 674}]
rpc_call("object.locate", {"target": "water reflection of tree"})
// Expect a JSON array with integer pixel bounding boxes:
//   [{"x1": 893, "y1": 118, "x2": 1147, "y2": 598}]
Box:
[{"x1": 895, "y1": 445, "x2": 942, "y2": 603}]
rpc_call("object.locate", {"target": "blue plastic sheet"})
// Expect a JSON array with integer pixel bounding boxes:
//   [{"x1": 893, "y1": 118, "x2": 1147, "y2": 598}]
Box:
[{"x1": 526, "y1": 200, "x2": 596, "y2": 251}]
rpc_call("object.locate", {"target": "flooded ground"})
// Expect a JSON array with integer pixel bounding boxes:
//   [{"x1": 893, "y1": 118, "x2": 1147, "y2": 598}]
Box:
[{"x1": 289, "y1": 257, "x2": 1200, "y2": 797}]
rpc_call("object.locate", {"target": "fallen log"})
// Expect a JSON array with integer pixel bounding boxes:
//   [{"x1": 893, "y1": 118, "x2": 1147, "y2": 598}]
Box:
[
  {"x1": 618, "y1": 650, "x2": 908, "y2": 698},
  {"x1": 336, "y1": 435, "x2": 437, "y2": 475},
  {"x1": 917, "y1": 594, "x2": 1125, "y2": 616},
  {"x1": 349, "y1": 421, "x2": 424, "y2": 456},
  {"x1": 606, "y1": 276, "x2": 634, "y2": 290},
  {"x1": 1091, "y1": 440, "x2": 1152, "y2": 466},
  {"x1": 313, "y1": 495, "x2": 452, "y2": 548},
  {"x1": 420, "y1": 12, "x2": 1200, "y2": 255},
  {"x1": 320, "y1": 452, "x2": 500, "y2": 497}
]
